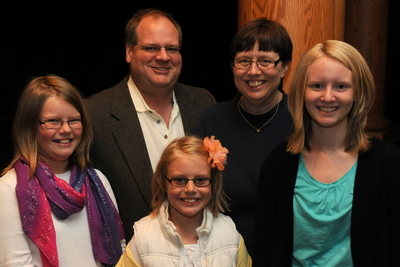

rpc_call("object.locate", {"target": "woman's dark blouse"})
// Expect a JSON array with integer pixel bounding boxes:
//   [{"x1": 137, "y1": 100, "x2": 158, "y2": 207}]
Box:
[{"x1": 194, "y1": 93, "x2": 293, "y2": 257}]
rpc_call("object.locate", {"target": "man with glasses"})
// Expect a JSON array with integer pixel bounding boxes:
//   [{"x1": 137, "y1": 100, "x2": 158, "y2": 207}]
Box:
[
  {"x1": 86, "y1": 8, "x2": 216, "y2": 240},
  {"x1": 194, "y1": 18, "x2": 294, "y2": 257}
]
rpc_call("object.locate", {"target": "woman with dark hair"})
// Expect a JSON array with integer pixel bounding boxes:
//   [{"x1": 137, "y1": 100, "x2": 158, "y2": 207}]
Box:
[
  {"x1": 255, "y1": 40, "x2": 400, "y2": 266},
  {"x1": 195, "y1": 18, "x2": 294, "y2": 256},
  {"x1": 0, "y1": 75, "x2": 125, "y2": 267}
]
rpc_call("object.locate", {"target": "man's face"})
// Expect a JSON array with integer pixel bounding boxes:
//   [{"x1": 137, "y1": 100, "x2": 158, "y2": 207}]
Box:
[{"x1": 126, "y1": 16, "x2": 182, "y2": 93}]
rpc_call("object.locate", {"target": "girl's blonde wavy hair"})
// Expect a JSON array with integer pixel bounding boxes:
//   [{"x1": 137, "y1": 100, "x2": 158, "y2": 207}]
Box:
[{"x1": 151, "y1": 136, "x2": 229, "y2": 217}]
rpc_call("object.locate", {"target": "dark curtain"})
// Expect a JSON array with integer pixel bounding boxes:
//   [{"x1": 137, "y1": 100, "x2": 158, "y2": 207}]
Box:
[{"x1": 0, "y1": 1, "x2": 238, "y2": 170}]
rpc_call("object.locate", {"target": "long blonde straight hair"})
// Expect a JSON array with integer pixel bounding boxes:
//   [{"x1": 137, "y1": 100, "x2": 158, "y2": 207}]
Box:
[{"x1": 287, "y1": 40, "x2": 375, "y2": 154}]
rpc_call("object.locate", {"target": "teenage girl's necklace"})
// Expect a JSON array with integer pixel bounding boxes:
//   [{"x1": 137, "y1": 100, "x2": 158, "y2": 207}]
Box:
[{"x1": 237, "y1": 97, "x2": 280, "y2": 132}]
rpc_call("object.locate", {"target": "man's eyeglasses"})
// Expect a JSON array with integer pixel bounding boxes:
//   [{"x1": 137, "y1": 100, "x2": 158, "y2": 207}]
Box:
[
  {"x1": 234, "y1": 58, "x2": 281, "y2": 70},
  {"x1": 165, "y1": 177, "x2": 211, "y2": 187},
  {"x1": 38, "y1": 119, "x2": 84, "y2": 129},
  {"x1": 136, "y1": 44, "x2": 181, "y2": 54}
]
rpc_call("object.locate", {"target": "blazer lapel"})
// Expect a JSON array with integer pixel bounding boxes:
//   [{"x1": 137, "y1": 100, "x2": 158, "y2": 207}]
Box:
[
  {"x1": 175, "y1": 83, "x2": 196, "y2": 134},
  {"x1": 110, "y1": 81, "x2": 153, "y2": 205}
]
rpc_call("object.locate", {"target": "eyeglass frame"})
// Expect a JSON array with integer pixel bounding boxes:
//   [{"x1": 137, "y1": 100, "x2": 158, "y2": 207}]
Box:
[
  {"x1": 135, "y1": 44, "x2": 181, "y2": 54},
  {"x1": 165, "y1": 176, "x2": 212, "y2": 187},
  {"x1": 38, "y1": 119, "x2": 84, "y2": 129},
  {"x1": 233, "y1": 58, "x2": 281, "y2": 70}
]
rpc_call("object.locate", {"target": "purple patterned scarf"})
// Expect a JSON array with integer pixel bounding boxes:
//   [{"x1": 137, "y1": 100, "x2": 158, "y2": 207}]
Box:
[{"x1": 15, "y1": 158, "x2": 124, "y2": 267}]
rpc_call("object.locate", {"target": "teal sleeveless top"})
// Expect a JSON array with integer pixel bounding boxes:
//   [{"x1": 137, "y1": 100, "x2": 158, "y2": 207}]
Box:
[{"x1": 292, "y1": 155, "x2": 357, "y2": 266}]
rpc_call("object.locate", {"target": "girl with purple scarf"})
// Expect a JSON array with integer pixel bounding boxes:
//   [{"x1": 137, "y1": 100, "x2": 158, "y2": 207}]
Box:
[{"x1": 0, "y1": 75, "x2": 125, "y2": 267}]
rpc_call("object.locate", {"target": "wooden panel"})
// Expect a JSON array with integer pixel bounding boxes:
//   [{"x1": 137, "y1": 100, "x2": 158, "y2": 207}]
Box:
[
  {"x1": 238, "y1": 0, "x2": 345, "y2": 93},
  {"x1": 238, "y1": 0, "x2": 394, "y2": 138},
  {"x1": 345, "y1": 0, "x2": 391, "y2": 131}
]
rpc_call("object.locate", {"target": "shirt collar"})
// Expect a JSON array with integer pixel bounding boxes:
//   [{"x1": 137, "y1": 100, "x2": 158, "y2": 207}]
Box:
[{"x1": 127, "y1": 76, "x2": 178, "y2": 113}]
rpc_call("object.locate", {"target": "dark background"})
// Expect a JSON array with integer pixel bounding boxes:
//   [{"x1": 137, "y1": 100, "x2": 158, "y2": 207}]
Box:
[
  {"x1": 0, "y1": 1, "x2": 238, "y2": 170},
  {"x1": 1, "y1": 1, "x2": 399, "y2": 171}
]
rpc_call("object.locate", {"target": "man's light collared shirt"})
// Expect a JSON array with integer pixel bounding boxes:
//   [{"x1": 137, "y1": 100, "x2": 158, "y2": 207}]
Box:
[{"x1": 127, "y1": 77, "x2": 185, "y2": 172}]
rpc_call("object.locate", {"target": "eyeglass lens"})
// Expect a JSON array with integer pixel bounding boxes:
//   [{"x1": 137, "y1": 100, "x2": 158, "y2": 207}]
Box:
[
  {"x1": 41, "y1": 120, "x2": 83, "y2": 129},
  {"x1": 167, "y1": 177, "x2": 211, "y2": 187}
]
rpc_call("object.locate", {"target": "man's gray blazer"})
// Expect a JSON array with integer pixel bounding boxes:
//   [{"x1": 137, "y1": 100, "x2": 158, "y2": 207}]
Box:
[{"x1": 85, "y1": 77, "x2": 216, "y2": 240}]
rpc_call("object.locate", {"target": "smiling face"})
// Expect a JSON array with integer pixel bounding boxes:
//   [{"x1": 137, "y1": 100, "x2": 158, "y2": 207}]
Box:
[
  {"x1": 126, "y1": 15, "x2": 182, "y2": 93},
  {"x1": 305, "y1": 55, "x2": 355, "y2": 130},
  {"x1": 233, "y1": 42, "x2": 288, "y2": 108},
  {"x1": 37, "y1": 96, "x2": 82, "y2": 173},
  {"x1": 166, "y1": 153, "x2": 212, "y2": 224}
]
